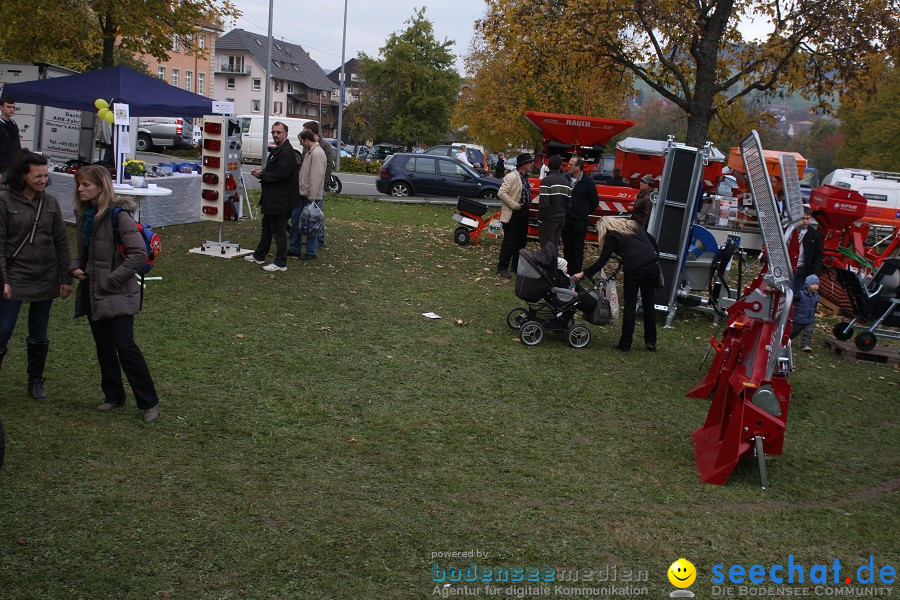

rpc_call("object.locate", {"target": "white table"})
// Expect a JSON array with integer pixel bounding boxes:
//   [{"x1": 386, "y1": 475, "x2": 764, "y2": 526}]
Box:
[{"x1": 52, "y1": 171, "x2": 202, "y2": 228}]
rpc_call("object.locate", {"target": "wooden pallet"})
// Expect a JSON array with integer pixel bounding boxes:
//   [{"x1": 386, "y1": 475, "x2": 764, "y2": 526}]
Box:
[{"x1": 824, "y1": 337, "x2": 900, "y2": 366}]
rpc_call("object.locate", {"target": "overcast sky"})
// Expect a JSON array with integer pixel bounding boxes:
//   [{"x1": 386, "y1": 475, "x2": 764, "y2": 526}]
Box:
[
  {"x1": 232, "y1": 1, "x2": 773, "y2": 76},
  {"x1": 232, "y1": 1, "x2": 486, "y2": 75}
]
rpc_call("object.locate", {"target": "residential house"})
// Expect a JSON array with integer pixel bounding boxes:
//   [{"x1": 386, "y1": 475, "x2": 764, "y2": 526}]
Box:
[
  {"x1": 139, "y1": 24, "x2": 223, "y2": 99},
  {"x1": 328, "y1": 57, "x2": 361, "y2": 106},
  {"x1": 215, "y1": 29, "x2": 338, "y2": 135}
]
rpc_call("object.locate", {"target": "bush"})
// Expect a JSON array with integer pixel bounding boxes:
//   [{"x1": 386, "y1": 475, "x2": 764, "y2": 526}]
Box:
[{"x1": 337, "y1": 157, "x2": 382, "y2": 174}]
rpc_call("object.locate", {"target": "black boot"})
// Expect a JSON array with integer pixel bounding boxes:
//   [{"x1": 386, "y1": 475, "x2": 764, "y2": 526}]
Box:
[{"x1": 26, "y1": 338, "x2": 50, "y2": 400}]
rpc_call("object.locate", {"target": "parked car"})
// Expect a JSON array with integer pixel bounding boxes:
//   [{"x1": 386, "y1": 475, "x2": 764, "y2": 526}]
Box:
[
  {"x1": 136, "y1": 117, "x2": 195, "y2": 152},
  {"x1": 369, "y1": 143, "x2": 405, "y2": 161},
  {"x1": 375, "y1": 153, "x2": 500, "y2": 199},
  {"x1": 424, "y1": 144, "x2": 488, "y2": 175}
]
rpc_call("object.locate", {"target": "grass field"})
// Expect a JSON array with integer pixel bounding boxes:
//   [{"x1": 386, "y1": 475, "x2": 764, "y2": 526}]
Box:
[{"x1": 0, "y1": 196, "x2": 897, "y2": 599}]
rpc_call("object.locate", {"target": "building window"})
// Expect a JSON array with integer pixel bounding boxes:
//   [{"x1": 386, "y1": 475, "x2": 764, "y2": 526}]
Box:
[
  {"x1": 287, "y1": 82, "x2": 294, "y2": 94},
  {"x1": 172, "y1": 35, "x2": 179, "y2": 52},
  {"x1": 198, "y1": 73, "x2": 205, "y2": 96},
  {"x1": 226, "y1": 77, "x2": 235, "y2": 90},
  {"x1": 273, "y1": 101, "x2": 283, "y2": 115},
  {"x1": 251, "y1": 100, "x2": 260, "y2": 113},
  {"x1": 252, "y1": 78, "x2": 261, "y2": 91},
  {"x1": 198, "y1": 34, "x2": 206, "y2": 49},
  {"x1": 157, "y1": 66, "x2": 165, "y2": 80},
  {"x1": 274, "y1": 79, "x2": 283, "y2": 93},
  {"x1": 171, "y1": 69, "x2": 179, "y2": 87},
  {"x1": 185, "y1": 71, "x2": 192, "y2": 92}
]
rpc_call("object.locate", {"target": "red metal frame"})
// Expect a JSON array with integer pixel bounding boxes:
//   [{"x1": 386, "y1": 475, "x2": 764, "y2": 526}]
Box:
[{"x1": 457, "y1": 208, "x2": 502, "y2": 246}]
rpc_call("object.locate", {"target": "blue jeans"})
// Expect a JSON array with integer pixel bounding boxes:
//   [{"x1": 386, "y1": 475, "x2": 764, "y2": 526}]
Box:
[
  {"x1": 0, "y1": 298, "x2": 54, "y2": 348},
  {"x1": 317, "y1": 197, "x2": 326, "y2": 245},
  {"x1": 290, "y1": 198, "x2": 323, "y2": 257},
  {"x1": 306, "y1": 198, "x2": 323, "y2": 256}
]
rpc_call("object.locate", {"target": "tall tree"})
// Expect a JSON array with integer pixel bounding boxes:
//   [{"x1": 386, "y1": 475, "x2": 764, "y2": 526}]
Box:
[
  {"x1": 836, "y1": 62, "x2": 900, "y2": 172},
  {"x1": 452, "y1": 17, "x2": 631, "y2": 151},
  {"x1": 479, "y1": 0, "x2": 899, "y2": 147},
  {"x1": 0, "y1": 0, "x2": 240, "y2": 70},
  {"x1": 356, "y1": 8, "x2": 460, "y2": 146}
]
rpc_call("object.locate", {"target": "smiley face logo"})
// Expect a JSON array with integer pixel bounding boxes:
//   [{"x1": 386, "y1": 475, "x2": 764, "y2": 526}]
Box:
[{"x1": 668, "y1": 558, "x2": 697, "y2": 588}]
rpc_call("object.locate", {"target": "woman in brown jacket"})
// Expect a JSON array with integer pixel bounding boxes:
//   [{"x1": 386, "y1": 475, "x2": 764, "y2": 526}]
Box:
[
  {"x1": 0, "y1": 150, "x2": 72, "y2": 399},
  {"x1": 70, "y1": 166, "x2": 159, "y2": 422}
]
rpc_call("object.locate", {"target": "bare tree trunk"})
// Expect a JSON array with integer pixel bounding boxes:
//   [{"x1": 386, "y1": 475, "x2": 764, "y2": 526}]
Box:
[{"x1": 100, "y1": 13, "x2": 117, "y2": 68}]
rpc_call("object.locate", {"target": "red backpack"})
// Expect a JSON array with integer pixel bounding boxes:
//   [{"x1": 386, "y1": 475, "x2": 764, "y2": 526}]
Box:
[{"x1": 112, "y1": 207, "x2": 160, "y2": 275}]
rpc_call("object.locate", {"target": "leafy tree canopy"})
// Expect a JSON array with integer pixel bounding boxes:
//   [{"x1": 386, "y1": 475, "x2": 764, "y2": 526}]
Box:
[
  {"x1": 0, "y1": 0, "x2": 240, "y2": 70},
  {"x1": 356, "y1": 7, "x2": 461, "y2": 146},
  {"x1": 836, "y1": 60, "x2": 900, "y2": 172},
  {"x1": 478, "y1": 0, "x2": 899, "y2": 147}
]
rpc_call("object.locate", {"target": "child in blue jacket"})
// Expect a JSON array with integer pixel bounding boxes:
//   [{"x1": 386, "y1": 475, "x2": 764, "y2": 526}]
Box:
[{"x1": 790, "y1": 274, "x2": 820, "y2": 352}]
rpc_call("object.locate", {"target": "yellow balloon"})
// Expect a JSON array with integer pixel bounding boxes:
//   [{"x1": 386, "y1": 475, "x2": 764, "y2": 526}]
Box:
[
  {"x1": 94, "y1": 98, "x2": 109, "y2": 110},
  {"x1": 97, "y1": 107, "x2": 110, "y2": 119},
  {"x1": 103, "y1": 111, "x2": 115, "y2": 124}
]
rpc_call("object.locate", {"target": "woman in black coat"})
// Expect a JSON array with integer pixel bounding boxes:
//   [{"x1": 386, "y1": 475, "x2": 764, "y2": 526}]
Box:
[{"x1": 573, "y1": 217, "x2": 659, "y2": 351}]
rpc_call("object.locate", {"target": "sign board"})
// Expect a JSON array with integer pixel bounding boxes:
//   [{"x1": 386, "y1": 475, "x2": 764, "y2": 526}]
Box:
[
  {"x1": 212, "y1": 101, "x2": 235, "y2": 115},
  {"x1": 39, "y1": 107, "x2": 81, "y2": 164}
]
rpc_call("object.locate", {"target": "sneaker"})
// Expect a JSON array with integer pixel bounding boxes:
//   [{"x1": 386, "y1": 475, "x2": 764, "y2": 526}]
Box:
[
  {"x1": 497, "y1": 270, "x2": 512, "y2": 279},
  {"x1": 802, "y1": 346, "x2": 812, "y2": 352},
  {"x1": 613, "y1": 341, "x2": 631, "y2": 352},
  {"x1": 243, "y1": 255, "x2": 264, "y2": 264},
  {"x1": 263, "y1": 263, "x2": 288, "y2": 272},
  {"x1": 143, "y1": 406, "x2": 159, "y2": 423},
  {"x1": 96, "y1": 402, "x2": 124, "y2": 412}
]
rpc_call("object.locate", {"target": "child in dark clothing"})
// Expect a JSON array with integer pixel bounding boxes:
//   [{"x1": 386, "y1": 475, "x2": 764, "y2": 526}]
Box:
[{"x1": 790, "y1": 274, "x2": 820, "y2": 352}]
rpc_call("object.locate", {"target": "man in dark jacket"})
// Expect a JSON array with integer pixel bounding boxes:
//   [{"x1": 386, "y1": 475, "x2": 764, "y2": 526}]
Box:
[
  {"x1": 538, "y1": 155, "x2": 570, "y2": 248},
  {"x1": 245, "y1": 121, "x2": 299, "y2": 272},
  {"x1": 0, "y1": 97, "x2": 22, "y2": 183},
  {"x1": 791, "y1": 205, "x2": 824, "y2": 293},
  {"x1": 631, "y1": 174, "x2": 655, "y2": 230},
  {"x1": 561, "y1": 156, "x2": 599, "y2": 274}
]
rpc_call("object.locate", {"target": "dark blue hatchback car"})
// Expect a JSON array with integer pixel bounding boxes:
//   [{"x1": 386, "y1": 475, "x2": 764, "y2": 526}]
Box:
[{"x1": 375, "y1": 153, "x2": 500, "y2": 199}]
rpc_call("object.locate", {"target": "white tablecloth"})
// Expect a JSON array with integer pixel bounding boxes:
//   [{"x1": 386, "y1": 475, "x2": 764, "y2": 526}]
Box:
[{"x1": 52, "y1": 171, "x2": 202, "y2": 228}]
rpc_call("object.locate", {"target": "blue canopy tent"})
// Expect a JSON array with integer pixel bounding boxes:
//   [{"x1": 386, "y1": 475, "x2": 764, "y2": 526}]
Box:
[{"x1": 1, "y1": 65, "x2": 213, "y2": 117}]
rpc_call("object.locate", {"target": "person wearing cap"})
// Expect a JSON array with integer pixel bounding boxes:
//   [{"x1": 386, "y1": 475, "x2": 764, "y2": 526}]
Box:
[
  {"x1": 496, "y1": 153, "x2": 534, "y2": 278},
  {"x1": 537, "y1": 155, "x2": 570, "y2": 248},
  {"x1": 791, "y1": 205, "x2": 824, "y2": 294},
  {"x1": 631, "y1": 174, "x2": 655, "y2": 230},
  {"x1": 790, "y1": 273, "x2": 820, "y2": 352}
]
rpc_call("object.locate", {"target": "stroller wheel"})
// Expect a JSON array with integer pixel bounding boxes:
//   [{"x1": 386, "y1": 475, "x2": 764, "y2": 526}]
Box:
[
  {"x1": 855, "y1": 331, "x2": 877, "y2": 352},
  {"x1": 453, "y1": 226, "x2": 471, "y2": 246},
  {"x1": 833, "y1": 322, "x2": 854, "y2": 341},
  {"x1": 567, "y1": 324, "x2": 591, "y2": 348},
  {"x1": 519, "y1": 321, "x2": 544, "y2": 346},
  {"x1": 506, "y1": 306, "x2": 531, "y2": 330}
]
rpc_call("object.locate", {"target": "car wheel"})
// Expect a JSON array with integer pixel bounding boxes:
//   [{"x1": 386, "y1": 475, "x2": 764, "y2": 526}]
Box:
[
  {"x1": 832, "y1": 322, "x2": 853, "y2": 341},
  {"x1": 389, "y1": 182, "x2": 411, "y2": 197},
  {"x1": 136, "y1": 133, "x2": 153, "y2": 153},
  {"x1": 519, "y1": 321, "x2": 544, "y2": 346},
  {"x1": 478, "y1": 189, "x2": 498, "y2": 200},
  {"x1": 855, "y1": 331, "x2": 877, "y2": 352},
  {"x1": 506, "y1": 306, "x2": 531, "y2": 330},
  {"x1": 566, "y1": 324, "x2": 591, "y2": 348}
]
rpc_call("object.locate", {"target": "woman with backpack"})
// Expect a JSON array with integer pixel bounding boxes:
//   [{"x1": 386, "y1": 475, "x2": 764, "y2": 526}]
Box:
[
  {"x1": 0, "y1": 150, "x2": 72, "y2": 399},
  {"x1": 70, "y1": 165, "x2": 159, "y2": 423},
  {"x1": 572, "y1": 217, "x2": 659, "y2": 352}
]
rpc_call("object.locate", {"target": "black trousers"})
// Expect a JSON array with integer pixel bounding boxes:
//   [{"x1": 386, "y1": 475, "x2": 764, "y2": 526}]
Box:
[
  {"x1": 561, "y1": 218, "x2": 589, "y2": 274},
  {"x1": 89, "y1": 314, "x2": 159, "y2": 409},
  {"x1": 538, "y1": 218, "x2": 564, "y2": 251},
  {"x1": 497, "y1": 210, "x2": 529, "y2": 273},
  {"x1": 254, "y1": 212, "x2": 288, "y2": 267},
  {"x1": 620, "y1": 261, "x2": 658, "y2": 349}
]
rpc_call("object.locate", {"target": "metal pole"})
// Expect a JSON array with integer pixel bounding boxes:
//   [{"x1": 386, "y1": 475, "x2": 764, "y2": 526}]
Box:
[
  {"x1": 335, "y1": 0, "x2": 348, "y2": 171},
  {"x1": 262, "y1": 0, "x2": 274, "y2": 167}
]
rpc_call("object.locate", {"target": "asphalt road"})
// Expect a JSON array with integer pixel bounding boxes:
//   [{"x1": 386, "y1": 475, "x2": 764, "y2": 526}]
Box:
[{"x1": 136, "y1": 150, "x2": 497, "y2": 205}]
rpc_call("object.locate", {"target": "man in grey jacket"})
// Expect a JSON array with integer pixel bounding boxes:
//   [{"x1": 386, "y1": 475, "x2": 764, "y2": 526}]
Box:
[
  {"x1": 304, "y1": 121, "x2": 333, "y2": 246},
  {"x1": 293, "y1": 129, "x2": 326, "y2": 260}
]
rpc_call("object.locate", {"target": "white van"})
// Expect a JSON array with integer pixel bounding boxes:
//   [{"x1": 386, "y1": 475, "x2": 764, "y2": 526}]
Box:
[
  {"x1": 822, "y1": 169, "x2": 900, "y2": 227},
  {"x1": 238, "y1": 115, "x2": 317, "y2": 161}
]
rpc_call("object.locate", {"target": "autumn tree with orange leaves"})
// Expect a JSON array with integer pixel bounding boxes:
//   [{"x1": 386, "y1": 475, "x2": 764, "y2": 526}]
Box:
[{"x1": 473, "y1": 0, "x2": 898, "y2": 148}]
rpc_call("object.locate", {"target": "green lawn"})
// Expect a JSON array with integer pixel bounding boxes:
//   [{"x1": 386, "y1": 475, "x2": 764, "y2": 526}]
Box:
[{"x1": 0, "y1": 197, "x2": 897, "y2": 599}]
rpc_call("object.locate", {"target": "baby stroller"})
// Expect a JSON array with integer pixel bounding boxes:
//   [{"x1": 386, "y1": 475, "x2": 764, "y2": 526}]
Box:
[
  {"x1": 506, "y1": 243, "x2": 609, "y2": 348},
  {"x1": 831, "y1": 258, "x2": 900, "y2": 351}
]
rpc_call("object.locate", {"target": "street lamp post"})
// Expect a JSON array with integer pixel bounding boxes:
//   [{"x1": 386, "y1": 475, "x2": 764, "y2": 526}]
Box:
[{"x1": 335, "y1": 0, "x2": 348, "y2": 171}]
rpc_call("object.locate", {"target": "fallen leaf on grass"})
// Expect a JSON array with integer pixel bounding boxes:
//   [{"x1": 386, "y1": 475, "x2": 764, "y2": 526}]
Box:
[
  {"x1": 485, "y1": 330, "x2": 493, "y2": 334},
  {"x1": 348, "y1": 437, "x2": 359, "y2": 443},
  {"x1": 235, "y1": 334, "x2": 245, "y2": 339},
  {"x1": 455, "y1": 319, "x2": 465, "y2": 326}
]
